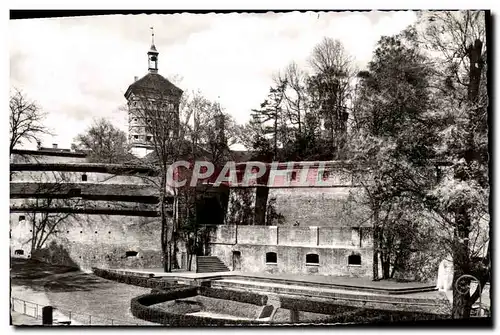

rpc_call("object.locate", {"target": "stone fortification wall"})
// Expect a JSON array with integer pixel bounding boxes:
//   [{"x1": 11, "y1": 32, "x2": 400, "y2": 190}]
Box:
[
  {"x1": 10, "y1": 213, "x2": 164, "y2": 270},
  {"x1": 208, "y1": 225, "x2": 373, "y2": 278}
]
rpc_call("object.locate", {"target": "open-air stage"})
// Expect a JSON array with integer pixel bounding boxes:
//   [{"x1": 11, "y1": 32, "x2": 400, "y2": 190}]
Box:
[{"x1": 99, "y1": 267, "x2": 452, "y2": 315}]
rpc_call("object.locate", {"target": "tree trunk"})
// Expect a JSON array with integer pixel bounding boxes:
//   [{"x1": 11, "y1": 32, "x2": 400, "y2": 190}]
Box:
[
  {"x1": 254, "y1": 186, "x2": 269, "y2": 226},
  {"x1": 160, "y1": 174, "x2": 170, "y2": 273},
  {"x1": 188, "y1": 253, "x2": 193, "y2": 271},
  {"x1": 452, "y1": 208, "x2": 472, "y2": 318},
  {"x1": 382, "y1": 250, "x2": 391, "y2": 279},
  {"x1": 372, "y1": 206, "x2": 380, "y2": 281},
  {"x1": 450, "y1": 37, "x2": 486, "y2": 319}
]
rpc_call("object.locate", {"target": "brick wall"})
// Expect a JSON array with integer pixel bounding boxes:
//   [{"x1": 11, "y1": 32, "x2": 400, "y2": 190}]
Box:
[
  {"x1": 267, "y1": 187, "x2": 370, "y2": 227},
  {"x1": 10, "y1": 213, "x2": 164, "y2": 270}
]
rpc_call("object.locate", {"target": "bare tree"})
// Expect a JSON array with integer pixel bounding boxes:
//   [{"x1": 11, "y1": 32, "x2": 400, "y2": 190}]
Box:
[
  {"x1": 9, "y1": 88, "x2": 50, "y2": 152},
  {"x1": 130, "y1": 79, "x2": 190, "y2": 272},
  {"x1": 23, "y1": 172, "x2": 83, "y2": 255}
]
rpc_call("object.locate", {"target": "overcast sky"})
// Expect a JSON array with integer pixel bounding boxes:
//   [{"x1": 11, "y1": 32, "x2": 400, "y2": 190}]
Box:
[{"x1": 10, "y1": 11, "x2": 417, "y2": 150}]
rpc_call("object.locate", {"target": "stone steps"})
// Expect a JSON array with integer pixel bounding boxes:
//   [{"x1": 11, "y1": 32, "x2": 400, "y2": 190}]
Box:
[{"x1": 196, "y1": 256, "x2": 230, "y2": 273}]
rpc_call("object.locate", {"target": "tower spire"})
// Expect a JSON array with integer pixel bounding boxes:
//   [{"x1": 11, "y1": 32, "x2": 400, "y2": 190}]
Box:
[{"x1": 147, "y1": 26, "x2": 159, "y2": 74}]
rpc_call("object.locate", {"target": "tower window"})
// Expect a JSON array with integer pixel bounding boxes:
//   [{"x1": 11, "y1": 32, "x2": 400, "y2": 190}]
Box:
[
  {"x1": 348, "y1": 254, "x2": 362, "y2": 266},
  {"x1": 265, "y1": 252, "x2": 277, "y2": 264},
  {"x1": 146, "y1": 136, "x2": 152, "y2": 142},
  {"x1": 126, "y1": 251, "x2": 138, "y2": 257},
  {"x1": 134, "y1": 135, "x2": 139, "y2": 140},
  {"x1": 18, "y1": 215, "x2": 25, "y2": 222},
  {"x1": 14, "y1": 249, "x2": 24, "y2": 256},
  {"x1": 290, "y1": 171, "x2": 298, "y2": 181},
  {"x1": 133, "y1": 118, "x2": 137, "y2": 122},
  {"x1": 321, "y1": 170, "x2": 330, "y2": 181},
  {"x1": 306, "y1": 253, "x2": 319, "y2": 265},
  {"x1": 81, "y1": 174, "x2": 88, "y2": 182}
]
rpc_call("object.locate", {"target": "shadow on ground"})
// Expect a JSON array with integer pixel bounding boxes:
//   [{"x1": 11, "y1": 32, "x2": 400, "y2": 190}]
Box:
[{"x1": 10, "y1": 258, "x2": 107, "y2": 292}]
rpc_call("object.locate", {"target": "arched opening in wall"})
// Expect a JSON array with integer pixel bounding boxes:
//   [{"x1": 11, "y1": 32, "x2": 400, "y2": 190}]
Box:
[
  {"x1": 265, "y1": 252, "x2": 277, "y2": 264},
  {"x1": 348, "y1": 254, "x2": 361, "y2": 266},
  {"x1": 232, "y1": 251, "x2": 241, "y2": 271},
  {"x1": 82, "y1": 174, "x2": 88, "y2": 182},
  {"x1": 18, "y1": 215, "x2": 25, "y2": 222},
  {"x1": 126, "y1": 251, "x2": 138, "y2": 258},
  {"x1": 306, "y1": 253, "x2": 319, "y2": 265},
  {"x1": 14, "y1": 249, "x2": 24, "y2": 256}
]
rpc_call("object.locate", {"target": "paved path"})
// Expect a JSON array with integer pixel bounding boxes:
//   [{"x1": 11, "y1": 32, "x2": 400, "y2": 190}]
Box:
[
  {"x1": 11, "y1": 311, "x2": 41, "y2": 326},
  {"x1": 112, "y1": 268, "x2": 435, "y2": 290}
]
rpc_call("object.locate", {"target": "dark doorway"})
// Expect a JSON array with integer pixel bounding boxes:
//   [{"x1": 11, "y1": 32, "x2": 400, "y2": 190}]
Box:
[
  {"x1": 197, "y1": 195, "x2": 225, "y2": 226},
  {"x1": 348, "y1": 254, "x2": 361, "y2": 265},
  {"x1": 232, "y1": 251, "x2": 241, "y2": 271}
]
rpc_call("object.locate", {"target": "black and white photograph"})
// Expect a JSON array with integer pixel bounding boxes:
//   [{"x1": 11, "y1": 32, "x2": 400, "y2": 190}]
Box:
[{"x1": 8, "y1": 7, "x2": 491, "y2": 327}]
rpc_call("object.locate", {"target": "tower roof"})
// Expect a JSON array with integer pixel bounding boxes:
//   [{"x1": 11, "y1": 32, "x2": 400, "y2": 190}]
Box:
[
  {"x1": 148, "y1": 44, "x2": 158, "y2": 54},
  {"x1": 124, "y1": 73, "x2": 183, "y2": 100}
]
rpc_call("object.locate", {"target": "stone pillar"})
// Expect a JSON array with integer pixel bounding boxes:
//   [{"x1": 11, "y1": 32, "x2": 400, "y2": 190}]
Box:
[
  {"x1": 436, "y1": 259, "x2": 454, "y2": 291},
  {"x1": 269, "y1": 226, "x2": 278, "y2": 245},
  {"x1": 310, "y1": 226, "x2": 319, "y2": 246}
]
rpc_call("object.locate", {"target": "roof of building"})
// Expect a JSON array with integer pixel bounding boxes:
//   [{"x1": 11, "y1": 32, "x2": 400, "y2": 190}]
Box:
[
  {"x1": 11, "y1": 148, "x2": 87, "y2": 158},
  {"x1": 124, "y1": 73, "x2": 183, "y2": 100}
]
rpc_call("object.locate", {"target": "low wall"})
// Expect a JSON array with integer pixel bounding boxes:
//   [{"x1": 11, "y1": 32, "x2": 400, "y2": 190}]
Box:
[
  {"x1": 211, "y1": 244, "x2": 373, "y2": 277},
  {"x1": 208, "y1": 225, "x2": 373, "y2": 248}
]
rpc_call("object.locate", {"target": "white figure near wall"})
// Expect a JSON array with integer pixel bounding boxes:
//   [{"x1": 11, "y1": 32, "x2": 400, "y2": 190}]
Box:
[{"x1": 436, "y1": 259, "x2": 454, "y2": 291}]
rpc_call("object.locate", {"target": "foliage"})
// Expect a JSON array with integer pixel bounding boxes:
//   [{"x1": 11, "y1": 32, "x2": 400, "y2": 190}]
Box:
[
  {"x1": 72, "y1": 118, "x2": 132, "y2": 163},
  {"x1": 130, "y1": 288, "x2": 266, "y2": 326},
  {"x1": 198, "y1": 286, "x2": 268, "y2": 306}
]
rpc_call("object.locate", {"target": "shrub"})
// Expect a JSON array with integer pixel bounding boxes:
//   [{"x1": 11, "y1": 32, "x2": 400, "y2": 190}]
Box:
[
  {"x1": 92, "y1": 268, "x2": 185, "y2": 290},
  {"x1": 280, "y1": 296, "x2": 357, "y2": 315},
  {"x1": 130, "y1": 289, "x2": 264, "y2": 326},
  {"x1": 279, "y1": 296, "x2": 449, "y2": 323},
  {"x1": 198, "y1": 287, "x2": 268, "y2": 306}
]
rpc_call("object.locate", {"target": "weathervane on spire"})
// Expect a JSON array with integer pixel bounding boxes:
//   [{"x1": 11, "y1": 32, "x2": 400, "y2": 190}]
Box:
[{"x1": 150, "y1": 26, "x2": 155, "y2": 45}]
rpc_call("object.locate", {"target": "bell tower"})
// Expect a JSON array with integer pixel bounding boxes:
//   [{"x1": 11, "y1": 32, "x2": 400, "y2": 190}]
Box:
[
  {"x1": 148, "y1": 27, "x2": 159, "y2": 73},
  {"x1": 124, "y1": 27, "x2": 183, "y2": 159}
]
